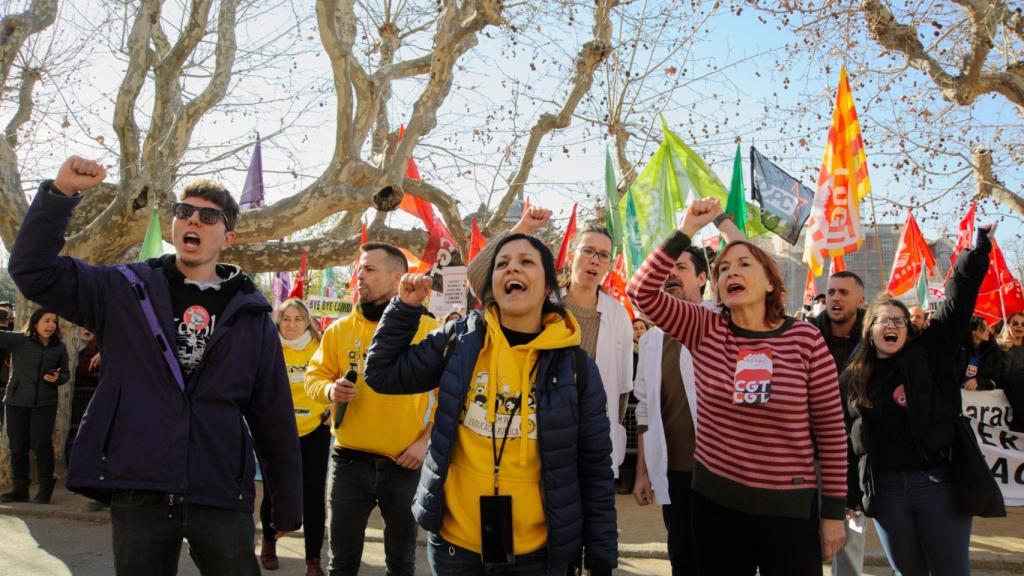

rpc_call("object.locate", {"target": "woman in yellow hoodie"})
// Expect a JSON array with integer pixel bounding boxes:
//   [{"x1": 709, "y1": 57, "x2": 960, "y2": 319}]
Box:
[
  {"x1": 365, "y1": 234, "x2": 618, "y2": 576},
  {"x1": 259, "y1": 299, "x2": 330, "y2": 576}
]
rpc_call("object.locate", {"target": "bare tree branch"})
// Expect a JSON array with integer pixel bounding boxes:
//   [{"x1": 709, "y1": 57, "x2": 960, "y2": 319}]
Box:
[
  {"x1": 484, "y1": 0, "x2": 617, "y2": 232},
  {"x1": 861, "y1": 0, "x2": 1024, "y2": 109},
  {"x1": 973, "y1": 146, "x2": 1024, "y2": 215},
  {"x1": 3, "y1": 68, "x2": 40, "y2": 151}
]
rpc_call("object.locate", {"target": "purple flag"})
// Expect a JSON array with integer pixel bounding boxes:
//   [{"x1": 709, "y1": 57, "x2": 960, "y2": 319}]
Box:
[
  {"x1": 273, "y1": 271, "x2": 291, "y2": 303},
  {"x1": 240, "y1": 136, "x2": 264, "y2": 210}
]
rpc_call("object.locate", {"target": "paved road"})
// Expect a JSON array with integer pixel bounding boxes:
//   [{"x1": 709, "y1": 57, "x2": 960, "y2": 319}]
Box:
[{"x1": 3, "y1": 513, "x2": 1022, "y2": 576}]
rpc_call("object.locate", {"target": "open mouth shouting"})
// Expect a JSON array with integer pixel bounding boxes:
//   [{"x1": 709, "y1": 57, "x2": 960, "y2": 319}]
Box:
[
  {"x1": 725, "y1": 281, "x2": 745, "y2": 297},
  {"x1": 181, "y1": 232, "x2": 201, "y2": 252},
  {"x1": 504, "y1": 279, "x2": 527, "y2": 295}
]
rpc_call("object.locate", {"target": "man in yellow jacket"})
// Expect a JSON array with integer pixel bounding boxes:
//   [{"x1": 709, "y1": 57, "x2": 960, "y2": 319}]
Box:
[{"x1": 306, "y1": 242, "x2": 437, "y2": 576}]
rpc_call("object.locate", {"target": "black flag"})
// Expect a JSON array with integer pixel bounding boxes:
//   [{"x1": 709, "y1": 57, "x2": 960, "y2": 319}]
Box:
[{"x1": 749, "y1": 146, "x2": 814, "y2": 245}]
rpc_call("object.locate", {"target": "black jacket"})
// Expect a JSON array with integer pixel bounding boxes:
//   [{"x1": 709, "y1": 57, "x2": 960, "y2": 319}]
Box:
[
  {"x1": 0, "y1": 331, "x2": 70, "y2": 408},
  {"x1": 843, "y1": 228, "x2": 991, "y2": 515},
  {"x1": 811, "y1": 308, "x2": 865, "y2": 375},
  {"x1": 956, "y1": 338, "x2": 1006, "y2": 391}
]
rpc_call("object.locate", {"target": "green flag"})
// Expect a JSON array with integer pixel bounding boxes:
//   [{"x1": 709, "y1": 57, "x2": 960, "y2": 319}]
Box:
[
  {"x1": 604, "y1": 150, "x2": 623, "y2": 255},
  {"x1": 721, "y1": 143, "x2": 747, "y2": 251},
  {"x1": 659, "y1": 118, "x2": 768, "y2": 237},
  {"x1": 916, "y1": 262, "x2": 929, "y2": 307},
  {"x1": 139, "y1": 208, "x2": 164, "y2": 261},
  {"x1": 625, "y1": 117, "x2": 768, "y2": 261},
  {"x1": 622, "y1": 187, "x2": 644, "y2": 277}
]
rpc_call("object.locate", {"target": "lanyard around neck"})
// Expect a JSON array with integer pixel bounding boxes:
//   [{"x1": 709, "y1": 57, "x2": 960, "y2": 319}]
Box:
[{"x1": 490, "y1": 396, "x2": 521, "y2": 495}]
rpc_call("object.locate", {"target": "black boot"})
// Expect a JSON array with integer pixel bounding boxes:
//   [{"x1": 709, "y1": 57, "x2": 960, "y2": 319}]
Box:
[
  {"x1": 0, "y1": 479, "x2": 30, "y2": 503},
  {"x1": 32, "y1": 478, "x2": 56, "y2": 504}
]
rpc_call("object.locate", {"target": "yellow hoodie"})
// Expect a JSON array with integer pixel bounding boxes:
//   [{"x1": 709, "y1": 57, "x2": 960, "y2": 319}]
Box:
[
  {"x1": 305, "y1": 305, "x2": 438, "y2": 458},
  {"x1": 282, "y1": 334, "x2": 329, "y2": 436},
  {"x1": 441, "y1": 306, "x2": 581, "y2": 555}
]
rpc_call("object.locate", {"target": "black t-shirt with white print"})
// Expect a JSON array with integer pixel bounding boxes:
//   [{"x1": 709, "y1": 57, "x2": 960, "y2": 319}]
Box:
[{"x1": 161, "y1": 255, "x2": 243, "y2": 379}]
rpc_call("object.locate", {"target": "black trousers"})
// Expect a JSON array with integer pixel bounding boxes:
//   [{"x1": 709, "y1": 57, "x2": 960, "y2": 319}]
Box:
[
  {"x1": 4, "y1": 403, "x2": 57, "y2": 481},
  {"x1": 662, "y1": 470, "x2": 697, "y2": 575},
  {"x1": 691, "y1": 490, "x2": 821, "y2": 576},
  {"x1": 260, "y1": 423, "x2": 331, "y2": 559},
  {"x1": 111, "y1": 490, "x2": 260, "y2": 576}
]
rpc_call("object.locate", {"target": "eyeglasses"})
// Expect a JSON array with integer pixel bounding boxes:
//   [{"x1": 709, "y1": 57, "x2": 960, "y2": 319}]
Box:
[
  {"x1": 873, "y1": 316, "x2": 908, "y2": 328},
  {"x1": 173, "y1": 203, "x2": 227, "y2": 227},
  {"x1": 578, "y1": 246, "x2": 612, "y2": 263}
]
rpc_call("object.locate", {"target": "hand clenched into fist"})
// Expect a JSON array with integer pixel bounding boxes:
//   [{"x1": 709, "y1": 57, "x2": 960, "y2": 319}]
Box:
[
  {"x1": 511, "y1": 206, "x2": 553, "y2": 235},
  {"x1": 399, "y1": 273, "x2": 433, "y2": 307},
  {"x1": 54, "y1": 156, "x2": 106, "y2": 196}
]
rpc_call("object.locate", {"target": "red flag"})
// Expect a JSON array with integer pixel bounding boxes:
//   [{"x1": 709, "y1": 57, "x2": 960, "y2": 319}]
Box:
[
  {"x1": 887, "y1": 210, "x2": 935, "y2": 296},
  {"x1": 803, "y1": 269, "x2": 817, "y2": 305},
  {"x1": 468, "y1": 216, "x2": 486, "y2": 263},
  {"x1": 601, "y1": 253, "x2": 634, "y2": 320},
  {"x1": 555, "y1": 203, "x2": 578, "y2": 271},
  {"x1": 975, "y1": 237, "x2": 1024, "y2": 325},
  {"x1": 288, "y1": 249, "x2": 308, "y2": 299},
  {"x1": 829, "y1": 257, "x2": 847, "y2": 275},
  {"x1": 350, "y1": 223, "x2": 367, "y2": 304},
  {"x1": 392, "y1": 126, "x2": 462, "y2": 271},
  {"x1": 945, "y1": 203, "x2": 977, "y2": 282}
]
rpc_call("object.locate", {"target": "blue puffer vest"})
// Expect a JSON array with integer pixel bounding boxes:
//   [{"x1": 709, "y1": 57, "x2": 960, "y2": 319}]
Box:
[{"x1": 364, "y1": 298, "x2": 618, "y2": 573}]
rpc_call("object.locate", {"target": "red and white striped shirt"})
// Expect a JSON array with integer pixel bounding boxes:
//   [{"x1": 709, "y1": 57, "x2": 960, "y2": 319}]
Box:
[{"x1": 627, "y1": 233, "x2": 848, "y2": 520}]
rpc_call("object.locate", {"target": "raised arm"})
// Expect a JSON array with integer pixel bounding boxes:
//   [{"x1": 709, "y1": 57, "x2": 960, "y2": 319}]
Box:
[
  {"x1": 9, "y1": 158, "x2": 109, "y2": 330},
  {"x1": 922, "y1": 225, "x2": 993, "y2": 359},
  {"x1": 467, "y1": 206, "x2": 553, "y2": 301},
  {"x1": 363, "y1": 273, "x2": 456, "y2": 395},
  {"x1": 626, "y1": 199, "x2": 723, "y2": 351}
]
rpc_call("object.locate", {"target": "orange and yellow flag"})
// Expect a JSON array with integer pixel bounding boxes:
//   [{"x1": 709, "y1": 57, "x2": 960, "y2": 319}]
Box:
[{"x1": 802, "y1": 67, "x2": 872, "y2": 276}]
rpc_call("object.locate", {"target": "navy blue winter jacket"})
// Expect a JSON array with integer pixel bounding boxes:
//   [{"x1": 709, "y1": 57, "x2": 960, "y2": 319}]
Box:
[
  {"x1": 364, "y1": 298, "x2": 618, "y2": 573},
  {"x1": 9, "y1": 183, "x2": 302, "y2": 530}
]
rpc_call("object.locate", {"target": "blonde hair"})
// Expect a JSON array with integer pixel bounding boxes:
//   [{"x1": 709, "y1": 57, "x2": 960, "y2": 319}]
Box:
[{"x1": 276, "y1": 299, "x2": 322, "y2": 342}]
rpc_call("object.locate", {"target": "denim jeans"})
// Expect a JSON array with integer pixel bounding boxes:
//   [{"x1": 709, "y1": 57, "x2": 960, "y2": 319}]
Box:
[
  {"x1": 110, "y1": 490, "x2": 260, "y2": 576},
  {"x1": 426, "y1": 532, "x2": 566, "y2": 575},
  {"x1": 872, "y1": 467, "x2": 972, "y2": 576},
  {"x1": 662, "y1": 470, "x2": 696, "y2": 575},
  {"x1": 327, "y1": 448, "x2": 420, "y2": 576}
]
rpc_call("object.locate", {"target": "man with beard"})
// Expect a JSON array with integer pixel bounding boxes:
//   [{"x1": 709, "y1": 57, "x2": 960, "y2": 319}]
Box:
[
  {"x1": 810, "y1": 270, "x2": 866, "y2": 576},
  {"x1": 304, "y1": 242, "x2": 437, "y2": 576},
  {"x1": 630, "y1": 214, "x2": 742, "y2": 575}
]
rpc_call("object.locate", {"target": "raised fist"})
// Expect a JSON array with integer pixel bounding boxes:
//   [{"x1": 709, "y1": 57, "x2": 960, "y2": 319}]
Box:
[
  {"x1": 680, "y1": 197, "x2": 723, "y2": 237},
  {"x1": 399, "y1": 273, "x2": 433, "y2": 307},
  {"x1": 512, "y1": 206, "x2": 552, "y2": 235},
  {"x1": 54, "y1": 156, "x2": 106, "y2": 196}
]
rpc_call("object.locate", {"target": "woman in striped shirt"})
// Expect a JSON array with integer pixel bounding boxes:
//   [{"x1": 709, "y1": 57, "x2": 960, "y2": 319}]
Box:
[{"x1": 627, "y1": 198, "x2": 847, "y2": 575}]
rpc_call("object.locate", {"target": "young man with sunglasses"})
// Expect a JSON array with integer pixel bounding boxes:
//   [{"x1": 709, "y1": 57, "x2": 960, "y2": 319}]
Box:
[{"x1": 9, "y1": 156, "x2": 302, "y2": 575}]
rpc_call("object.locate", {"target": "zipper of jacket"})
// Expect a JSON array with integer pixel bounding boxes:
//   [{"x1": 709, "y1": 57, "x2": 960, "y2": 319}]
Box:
[{"x1": 34, "y1": 339, "x2": 43, "y2": 407}]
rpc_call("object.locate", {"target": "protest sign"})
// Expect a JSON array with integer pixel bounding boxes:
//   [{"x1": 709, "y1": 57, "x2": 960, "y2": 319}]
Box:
[
  {"x1": 306, "y1": 296, "x2": 354, "y2": 317},
  {"x1": 428, "y1": 266, "x2": 467, "y2": 318},
  {"x1": 963, "y1": 390, "x2": 1022, "y2": 505}
]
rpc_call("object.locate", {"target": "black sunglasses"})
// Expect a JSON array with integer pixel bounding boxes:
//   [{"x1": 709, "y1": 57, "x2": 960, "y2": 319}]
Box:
[{"x1": 173, "y1": 203, "x2": 227, "y2": 227}]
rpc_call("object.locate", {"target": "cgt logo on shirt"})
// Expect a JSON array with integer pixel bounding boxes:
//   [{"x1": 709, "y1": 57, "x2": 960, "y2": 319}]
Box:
[{"x1": 733, "y1": 347, "x2": 772, "y2": 405}]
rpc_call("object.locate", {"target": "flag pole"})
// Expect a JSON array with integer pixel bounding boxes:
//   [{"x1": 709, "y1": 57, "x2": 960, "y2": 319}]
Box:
[{"x1": 868, "y1": 191, "x2": 885, "y2": 291}]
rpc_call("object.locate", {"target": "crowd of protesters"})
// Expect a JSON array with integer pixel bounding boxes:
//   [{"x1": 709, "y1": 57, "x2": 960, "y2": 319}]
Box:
[{"x1": 1, "y1": 156, "x2": 1020, "y2": 576}]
